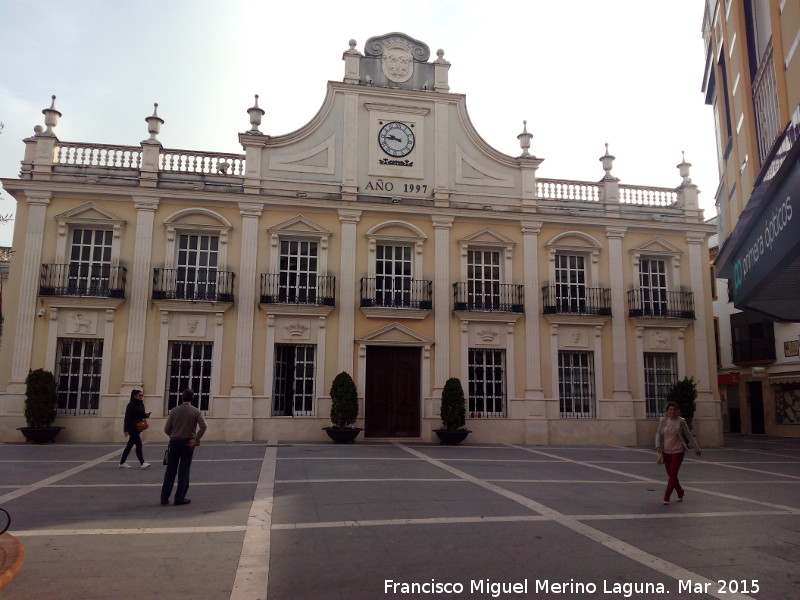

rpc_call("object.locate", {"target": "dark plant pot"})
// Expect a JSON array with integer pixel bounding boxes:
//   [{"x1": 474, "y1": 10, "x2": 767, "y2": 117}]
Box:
[
  {"x1": 17, "y1": 426, "x2": 64, "y2": 444},
  {"x1": 433, "y1": 429, "x2": 472, "y2": 446},
  {"x1": 323, "y1": 427, "x2": 363, "y2": 444}
]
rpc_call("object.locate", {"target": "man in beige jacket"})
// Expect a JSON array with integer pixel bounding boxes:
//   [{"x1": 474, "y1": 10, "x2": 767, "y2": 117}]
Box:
[{"x1": 160, "y1": 389, "x2": 207, "y2": 506}]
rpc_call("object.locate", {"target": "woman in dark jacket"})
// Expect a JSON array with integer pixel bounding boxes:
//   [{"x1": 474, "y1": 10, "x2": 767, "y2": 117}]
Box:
[{"x1": 120, "y1": 389, "x2": 151, "y2": 469}]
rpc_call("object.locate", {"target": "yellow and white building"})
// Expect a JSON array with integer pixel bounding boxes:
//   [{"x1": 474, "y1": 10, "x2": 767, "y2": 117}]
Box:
[{"x1": 0, "y1": 33, "x2": 721, "y2": 445}]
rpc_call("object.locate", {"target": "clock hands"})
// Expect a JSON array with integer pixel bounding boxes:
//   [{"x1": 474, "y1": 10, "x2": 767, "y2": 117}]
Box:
[{"x1": 385, "y1": 134, "x2": 403, "y2": 143}]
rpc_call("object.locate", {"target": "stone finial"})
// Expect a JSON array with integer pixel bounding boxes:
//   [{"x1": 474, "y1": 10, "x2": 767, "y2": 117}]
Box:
[
  {"x1": 600, "y1": 143, "x2": 616, "y2": 179},
  {"x1": 345, "y1": 39, "x2": 360, "y2": 54},
  {"x1": 144, "y1": 103, "x2": 164, "y2": 143},
  {"x1": 247, "y1": 94, "x2": 265, "y2": 134},
  {"x1": 435, "y1": 48, "x2": 449, "y2": 64},
  {"x1": 677, "y1": 151, "x2": 692, "y2": 185},
  {"x1": 41, "y1": 95, "x2": 62, "y2": 135},
  {"x1": 517, "y1": 121, "x2": 533, "y2": 157}
]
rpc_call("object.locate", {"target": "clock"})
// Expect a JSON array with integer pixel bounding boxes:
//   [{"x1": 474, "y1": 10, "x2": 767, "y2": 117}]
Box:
[{"x1": 378, "y1": 121, "x2": 415, "y2": 157}]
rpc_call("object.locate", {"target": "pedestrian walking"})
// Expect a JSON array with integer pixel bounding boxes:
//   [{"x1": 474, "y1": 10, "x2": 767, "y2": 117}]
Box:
[
  {"x1": 655, "y1": 401, "x2": 701, "y2": 505},
  {"x1": 160, "y1": 389, "x2": 207, "y2": 506},
  {"x1": 119, "y1": 389, "x2": 151, "y2": 469}
]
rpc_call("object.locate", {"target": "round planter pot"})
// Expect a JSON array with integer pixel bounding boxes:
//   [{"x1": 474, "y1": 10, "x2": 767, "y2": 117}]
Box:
[
  {"x1": 433, "y1": 429, "x2": 472, "y2": 446},
  {"x1": 322, "y1": 427, "x2": 363, "y2": 444},
  {"x1": 17, "y1": 426, "x2": 65, "y2": 444}
]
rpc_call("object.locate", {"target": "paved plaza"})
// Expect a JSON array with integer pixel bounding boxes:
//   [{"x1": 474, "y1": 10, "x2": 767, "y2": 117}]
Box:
[{"x1": 1, "y1": 434, "x2": 799, "y2": 600}]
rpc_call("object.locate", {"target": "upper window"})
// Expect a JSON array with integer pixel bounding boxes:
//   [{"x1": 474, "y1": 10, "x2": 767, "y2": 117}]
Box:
[
  {"x1": 558, "y1": 350, "x2": 595, "y2": 418},
  {"x1": 468, "y1": 348, "x2": 506, "y2": 418},
  {"x1": 56, "y1": 337, "x2": 103, "y2": 415},
  {"x1": 644, "y1": 352, "x2": 677, "y2": 417}
]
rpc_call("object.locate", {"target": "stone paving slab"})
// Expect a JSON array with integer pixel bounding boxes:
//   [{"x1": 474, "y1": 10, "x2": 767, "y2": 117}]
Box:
[{"x1": 0, "y1": 435, "x2": 798, "y2": 600}]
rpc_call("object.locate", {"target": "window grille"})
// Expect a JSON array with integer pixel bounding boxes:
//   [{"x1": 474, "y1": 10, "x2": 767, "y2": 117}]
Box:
[
  {"x1": 68, "y1": 229, "x2": 113, "y2": 296},
  {"x1": 176, "y1": 234, "x2": 218, "y2": 301},
  {"x1": 644, "y1": 352, "x2": 678, "y2": 417},
  {"x1": 375, "y1": 244, "x2": 412, "y2": 307},
  {"x1": 468, "y1": 348, "x2": 506, "y2": 417},
  {"x1": 56, "y1": 337, "x2": 103, "y2": 415},
  {"x1": 555, "y1": 254, "x2": 587, "y2": 313},
  {"x1": 467, "y1": 249, "x2": 501, "y2": 310},
  {"x1": 558, "y1": 351, "x2": 595, "y2": 418},
  {"x1": 639, "y1": 259, "x2": 668, "y2": 316},
  {"x1": 166, "y1": 341, "x2": 213, "y2": 413},
  {"x1": 279, "y1": 240, "x2": 318, "y2": 303},
  {"x1": 273, "y1": 344, "x2": 316, "y2": 416}
]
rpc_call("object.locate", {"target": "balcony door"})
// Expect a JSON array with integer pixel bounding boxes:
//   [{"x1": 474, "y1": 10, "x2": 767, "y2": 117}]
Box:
[
  {"x1": 279, "y1": 240, "x2": 318, "y2": 304},
  {"x1": 639, "y1": 258, "x2": 668, "y2": 316},
  {"x1": 375, "y1": 244, "x2": 412, "y2": 308},
  {"x1": 177, "y1": 234, "x2": 218, "y2": 301},
  {"x1": 467, "y1": 249, "x2": 500, "y2": 310},
  {"x1": 69, "y1": 229, "x2": 112, "y2": 296},
  {"x1": 555, "y1": 254, "x2": 586, "y2": 313}
]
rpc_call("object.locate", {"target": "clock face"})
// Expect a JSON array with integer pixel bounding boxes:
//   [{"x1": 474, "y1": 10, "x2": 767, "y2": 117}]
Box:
[{"x1": 378, "y1": 121, "x2": 415, "y2": 157}]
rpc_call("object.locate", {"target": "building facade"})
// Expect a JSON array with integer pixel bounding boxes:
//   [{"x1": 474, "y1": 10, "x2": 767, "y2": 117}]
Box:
[
  {"x1": 702, "y1": 1, "x2": 800, "y2": 436},
  {"x1": 0, "y1": 33, "x2": 721, "y2": 445}
]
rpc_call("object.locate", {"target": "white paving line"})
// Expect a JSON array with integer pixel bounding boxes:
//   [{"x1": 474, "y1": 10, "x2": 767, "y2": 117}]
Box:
[
  {"x1": 14, "y1": 525, "x2": 247, "y2": 537},
  {"x1": 395, "y1": 442, "x2": 759, "y2": 600},
  {"x1": 229, "y1": 445, "x2": 277, "y2": 600},
  {"x1": 515, "y1": 444, "x2": 800, "y2": 512},
  {"x1": 0, "y1": 448, "x2": 123, "y2": 504}
]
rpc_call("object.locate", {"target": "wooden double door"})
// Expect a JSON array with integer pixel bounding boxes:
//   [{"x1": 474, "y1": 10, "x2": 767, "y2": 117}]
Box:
[{"x1": 364, "y1": 346, "x2": 421, "y2": 437}]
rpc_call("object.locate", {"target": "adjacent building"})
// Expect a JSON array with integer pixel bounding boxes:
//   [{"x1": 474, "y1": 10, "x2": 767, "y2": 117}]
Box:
[
  {"x1": 0, "y1": 33, "x2": 720, "y2": 445},
  {"x1": 702, "y1": 1, "x2": 800, "y2": 436}
]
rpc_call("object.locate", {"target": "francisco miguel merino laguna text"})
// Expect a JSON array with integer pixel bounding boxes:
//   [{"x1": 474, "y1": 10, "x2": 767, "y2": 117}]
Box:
[{"x1": 384, "y1": 578, "x2": 667, "y2": 598}]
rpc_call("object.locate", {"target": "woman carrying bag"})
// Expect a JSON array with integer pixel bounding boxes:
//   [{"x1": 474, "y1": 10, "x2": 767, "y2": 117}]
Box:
[
  {"x1": 119, "y1": 389, "x2": 152, "y2": 469},
  {"x1": 655, "y1": 402, "x2": 701, "y2": 505}
]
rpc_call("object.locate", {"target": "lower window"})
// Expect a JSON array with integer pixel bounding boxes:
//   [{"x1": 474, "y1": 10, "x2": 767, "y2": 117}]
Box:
[
  {"x1": 558, "y1": 351, "x2": 595, "y2": 418},
  {"x1": 166, "y1": 341, "x2": 212, "y2": 413},
  {"x1": 273, "y1": 344, "x2": 316, "y2": 416},
  {"x1": 644, "y1": 352, "x2": 677, "y2": 417},
  {"x1": 468, "y1": 348, "x2": 506, "y2": 417},
  {"x1": 56, "y1": 337, "x2": 103, "y2": 415}
]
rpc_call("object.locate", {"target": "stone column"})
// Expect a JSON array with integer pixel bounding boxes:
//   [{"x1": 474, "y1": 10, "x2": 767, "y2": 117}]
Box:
[
  {"x1": 231, "y1": 203, "x2": 263, "y2": 396},
  {"x1": 686, "y1": 231, "x2": 712, "y2": 393},
  {"x1": 432, "y1": 215, "x2": 454, "y2": 395},
  {"x1": 122, "y1": 198, "x2": 159, "y2": 391},
  {"x1": 338, "y1": 209, "x2": 361, "y2": 374},
  {"x1": 606, "y1": 226, "x2": 631, "y2": 401},
  {"x1": 342, "y1": 95, "x2": 359, "y2": 200},
  {"x1": 9, "y1": 192, "x2": 51, "y2": 389},
  {"x1": 521, "y1": 221, "x2": 544, "y2": 399}
]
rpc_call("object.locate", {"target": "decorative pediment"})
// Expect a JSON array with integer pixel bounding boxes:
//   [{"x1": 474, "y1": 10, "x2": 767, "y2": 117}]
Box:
[
  {"x1": 366, "y1": 220, "x2": 426, "y2": 242},
  {"x1": 269, "y1": 215, "x2": 331, "y2": 237},
  {"x1": 356, "y1": 322, "x2": 434, "y2": 346},
  {"x1": 55, "y1": 202, "x2": 126, "y2": 236},
  {"x1": 455, "y1": 146, "x2": 514, "y2": 188},
  {"x1": 459, "y1": 226, "x2": 516, "y2": 248},
  {"x1": 546, "y1": 231, "x2": 603, "y2": 251},
  {"x1": 269, "y1": 134, "x2": 335, "y2": 174},
  {"x1": 164, "y1": 208, "x2": 232, "y2": 229},
  {"x1": 632, "y1": 236, "x2": 683, "y2": 256}
]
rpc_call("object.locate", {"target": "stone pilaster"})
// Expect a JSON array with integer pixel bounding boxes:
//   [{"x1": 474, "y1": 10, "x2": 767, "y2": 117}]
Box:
[
  {"x1": 122, "y1": 198, "x2": 158, "y2": 391},
  {"x1": 521, "y1": 221, "x2": 544, "y2": 399},
  {"x1": 338, "y1": 209, "x2": 361, "y2": 374},
  {"x1": 432, "y1": 215, "x2": 454, "y2": 395},
  {"x1": 606, "y1": 226, "x2": 631, "y2": 401},
  {"x1": 686, "y1": 231, "x2": 712, "y2": 393}
]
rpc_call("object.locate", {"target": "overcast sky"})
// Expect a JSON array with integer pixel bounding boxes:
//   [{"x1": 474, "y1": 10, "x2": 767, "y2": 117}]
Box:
[{"x1": 0, "y1": 0, "x2": 718, "y2": 247}]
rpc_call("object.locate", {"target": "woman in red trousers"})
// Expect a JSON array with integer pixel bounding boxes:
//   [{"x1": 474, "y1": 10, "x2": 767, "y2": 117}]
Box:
[{"x1": 655, "y1": 402, "x2": 701, "y2": 505}]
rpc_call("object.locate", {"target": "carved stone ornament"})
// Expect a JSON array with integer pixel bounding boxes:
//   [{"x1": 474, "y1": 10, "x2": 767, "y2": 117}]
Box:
[
  {"x1": 476, "y1": 328, "x2": 498, "y2": 343},
  {"x1": 364, "y1": 33, "x2": 430, "y2": 83},
  {"x1": 285, "y1": 322, "x2": 309, "y2": 338},
  {"x1": 67, "y1": 311, "x2": 96, "y2": 335},
  {"x1": 649, "y1": 329, "x2": 670, "y2": 349}
]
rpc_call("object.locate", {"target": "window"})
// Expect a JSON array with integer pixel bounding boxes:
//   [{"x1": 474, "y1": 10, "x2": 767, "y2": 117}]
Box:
[
  {"x1": 468, "y1": 348, "x2": 505, "y2": 417},
  {"x1": 176, "y1": 234, "x2": 219, "y2": 301},
  {"x1": 639, "y1": 258, "x2": 668, "y2": 316},
  {"x1": 68, "y1": 229, "x2": 113, "y2": 296},
  {"x1": 644, "y1": 352, "x2": 678, "y2": 417},
  {"x1": 279, "y1": 240, "x2": 318, "y2": 303},
  {"x1": 166, "y1": 341, "x2": 212, "y2": 412},
  {"x1": 375, "y1": 243, "x2": 412, "y2": 307},
  {"x1": 555, "y1": 254, "x2": 586, "y2": 313},
  {"x1": 468, "y1": 250, "x2": 501, "y2": 310},
  {"x1": 730, "y1": 311, "x2": 776, "y2": 363},
  {"x1": 56, "y1": 338, "x2": 103, "y2": 415},
  {"x1": 558, "y1": 351, "x2": 595, "y2": 418},
  {"x1": 272, "y1": 344, "x2": 316, "y2": 416}
]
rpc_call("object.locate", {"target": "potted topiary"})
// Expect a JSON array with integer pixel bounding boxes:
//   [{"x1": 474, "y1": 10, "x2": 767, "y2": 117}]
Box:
[
  {"x1": 433, "y1": 377, "x2": 471, "y2": 445},
  {"x1": 667, "y1": 376, "x2": 697, "y2": 429},
  {"x1": 17, "y1": 369, "x2": 64, "y2": 443},
  {"x1": 323, "y1": 371, "x2": 362, "y2": 443}
]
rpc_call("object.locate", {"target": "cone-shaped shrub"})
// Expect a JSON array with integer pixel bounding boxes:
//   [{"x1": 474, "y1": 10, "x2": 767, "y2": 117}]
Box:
[
  {"x1": 24, "y1": 369, "x2": 58, "y2": 428},
  {"x1": 329, "y1": 371, "x2": 358, "y2": 428},
  {"x1": 440, "y1": 377, "x2": 466, "y2": 430}
]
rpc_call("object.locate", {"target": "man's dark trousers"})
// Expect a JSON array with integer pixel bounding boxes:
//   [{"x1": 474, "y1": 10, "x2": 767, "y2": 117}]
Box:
[{"x1": 161, "y1": 439, "x2": 194, "y2": 504}]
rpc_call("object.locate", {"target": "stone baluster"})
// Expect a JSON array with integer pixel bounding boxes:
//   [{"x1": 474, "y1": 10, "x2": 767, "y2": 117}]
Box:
[{"x1": 139, "y1": 104, "x2": 163, "y2": 188}]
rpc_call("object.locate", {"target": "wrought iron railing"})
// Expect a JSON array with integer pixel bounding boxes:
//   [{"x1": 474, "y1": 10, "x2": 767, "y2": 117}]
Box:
[
  {"x1": 39, "y1": 264, "x2": 127, "y2": 298},
  {"x1": 152, "y1": 268, "x2": 235, "y2": 302},
  {"x1": 453, "y1": 282, "x2": 524, "y2": 313},
  {"x1": 542, "y1": 285, "x2": 611, "y2": 316},
  {"x1": 260, "y1": 273, "x2": 336, "y2": 306},
  {"x1": 627, "y1": 289, "x2": 695, "y2": 319},
  {"x1": 360, "y1": 278, "x2": 432, "y2": 309}
]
